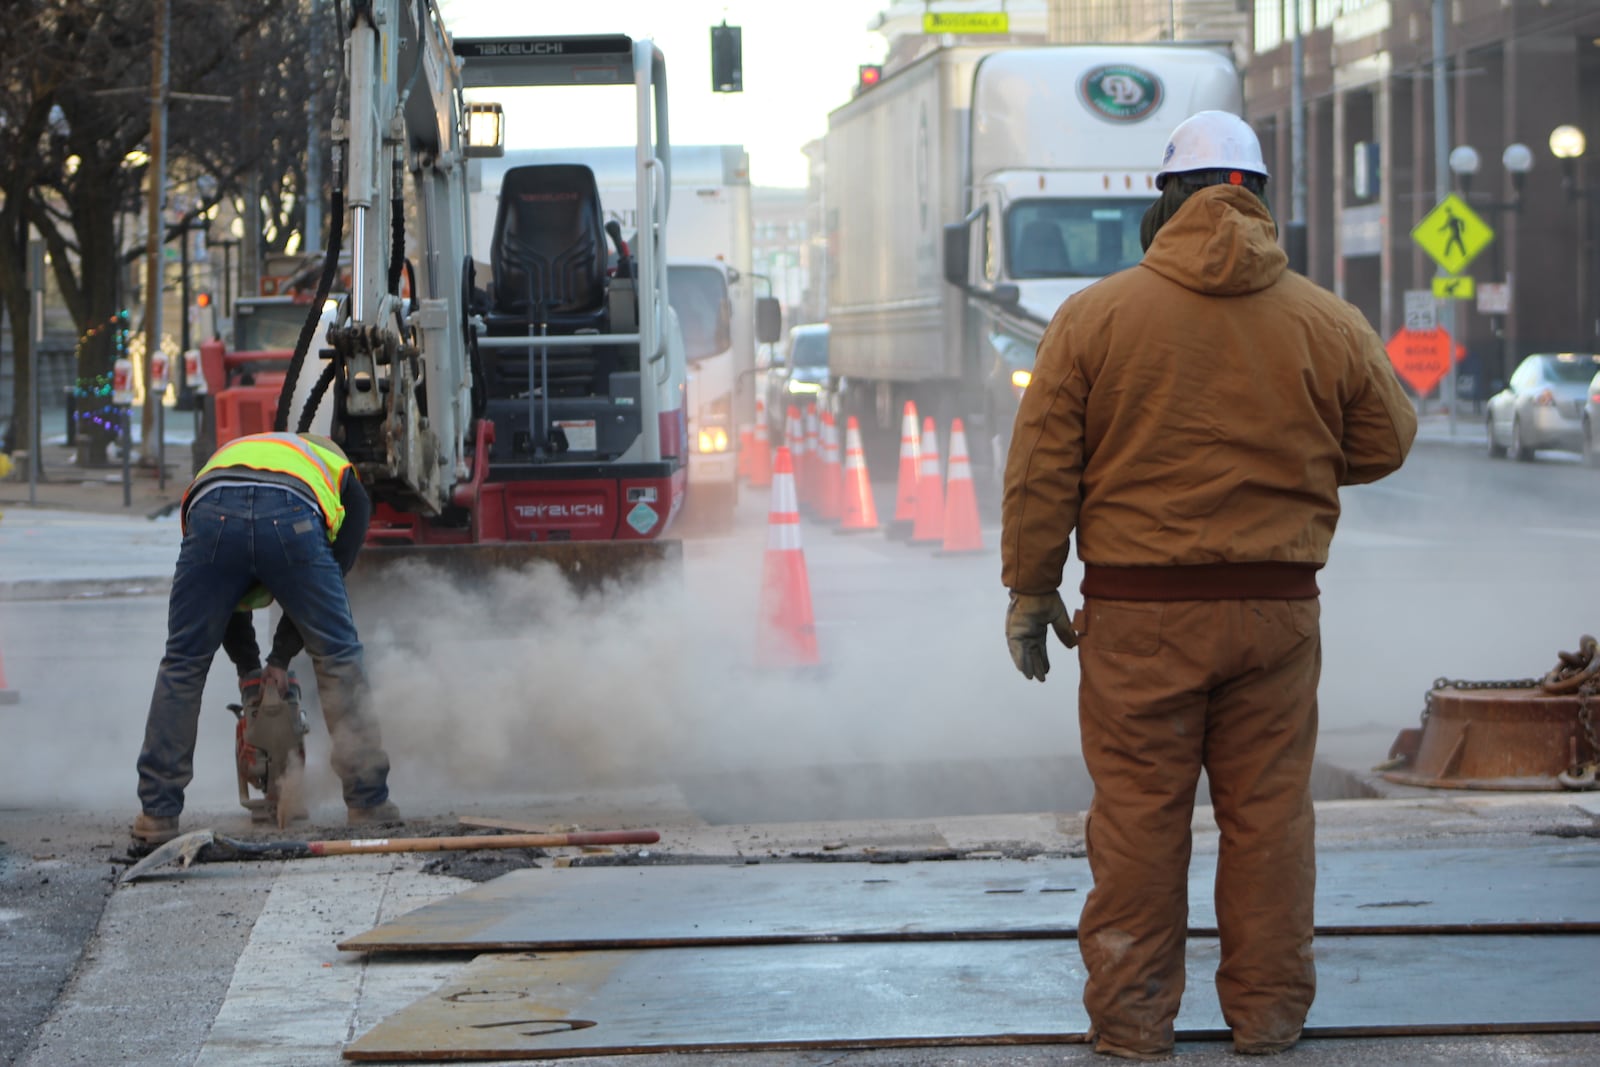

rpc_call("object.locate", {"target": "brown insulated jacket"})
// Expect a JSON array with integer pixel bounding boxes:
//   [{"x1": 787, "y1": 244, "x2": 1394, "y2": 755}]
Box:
[{"x1": 1001, "y1": 184, "x2": 1416, "y2": 596}]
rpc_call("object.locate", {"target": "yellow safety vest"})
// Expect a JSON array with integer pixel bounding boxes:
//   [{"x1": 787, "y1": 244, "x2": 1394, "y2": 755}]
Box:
[{"x1": 186, "y1": 432, "x2": 352, "y2": 542}]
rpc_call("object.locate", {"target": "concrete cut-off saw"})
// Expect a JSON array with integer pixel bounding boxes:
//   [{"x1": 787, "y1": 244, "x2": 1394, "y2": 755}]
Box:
[{"x1": 231, "y1": 671, "x2": 310, "y2": 830}]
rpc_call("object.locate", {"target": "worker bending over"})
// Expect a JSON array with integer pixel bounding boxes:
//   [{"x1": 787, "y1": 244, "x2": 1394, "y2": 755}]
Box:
[{"x1": 133, "y1": 431, "x2": 398, "y2": 847}]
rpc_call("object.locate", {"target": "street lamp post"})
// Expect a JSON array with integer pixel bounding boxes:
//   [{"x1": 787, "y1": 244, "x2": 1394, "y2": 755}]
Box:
[
  {"x1": 1550, "y1": 124, "x2": 1595, "y2": 344},
  {"x1": 1447, "y1": 142, "x2": 1533, "y2": 399}
]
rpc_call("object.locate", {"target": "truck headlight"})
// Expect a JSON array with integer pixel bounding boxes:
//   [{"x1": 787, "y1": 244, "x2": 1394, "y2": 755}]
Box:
[
  {"x1": 698, "y1": 426, "x2": 730, "y2": 453},
  {"x1": 1011, "y1": 369, "x2": 1032, "y2": 389},
  {"x1": 787, "y1": 379, "x2": 822, "y2": 395}
]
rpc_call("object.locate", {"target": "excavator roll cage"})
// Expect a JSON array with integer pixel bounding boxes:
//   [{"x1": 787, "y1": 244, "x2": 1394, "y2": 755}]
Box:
[{"x1": 285, "y1": 6, "x2": 685, "y2": 548}]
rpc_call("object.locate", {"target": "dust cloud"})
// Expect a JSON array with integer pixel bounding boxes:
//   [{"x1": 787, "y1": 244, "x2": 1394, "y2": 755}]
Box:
[{"x1": 351, "y1": 545, "x2": 1083, "y2": 823}]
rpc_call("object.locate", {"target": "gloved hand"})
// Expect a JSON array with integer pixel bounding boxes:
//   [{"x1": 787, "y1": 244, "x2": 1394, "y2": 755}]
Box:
[
  {"x1": 238, "y1": 668, "x2": 264, "y2": 705},
  {"x1": 264, "y1": 664, "x2": 292, "y2": 698},
  {"x1": 1006, "y1": 591, "x2": 1078, "y2": 682}
]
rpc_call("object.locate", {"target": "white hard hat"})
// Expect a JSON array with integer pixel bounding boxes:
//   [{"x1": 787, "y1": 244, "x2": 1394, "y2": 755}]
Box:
[{"x1": 1157, "y1": 111, "x2": 1269, "y2": 188}]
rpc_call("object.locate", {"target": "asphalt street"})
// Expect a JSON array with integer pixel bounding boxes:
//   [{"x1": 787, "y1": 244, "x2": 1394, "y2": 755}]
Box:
[{"x1": 1, "y1": 423, "x2": 1599, "y2": 1064}]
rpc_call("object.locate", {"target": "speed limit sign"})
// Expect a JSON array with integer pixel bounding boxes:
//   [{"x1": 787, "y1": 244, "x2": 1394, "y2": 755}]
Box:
[{"x1": 1403, "y1": 290, "x2": 1437, "y2": 332}]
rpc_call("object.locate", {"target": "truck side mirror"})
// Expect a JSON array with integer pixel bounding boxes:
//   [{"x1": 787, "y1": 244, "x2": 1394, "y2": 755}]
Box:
[
  {"x1": 943, "y1": 223, "x2": 971, "y2": 288},
  {"x1": 756, "y1": 296, "x2": 782, "y2": 344}
]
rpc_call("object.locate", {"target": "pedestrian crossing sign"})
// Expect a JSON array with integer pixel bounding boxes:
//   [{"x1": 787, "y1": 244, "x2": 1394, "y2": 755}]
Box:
[
  {"x1": 1432, "y1": 275, "x2": 1475, "y2": 300},
  {"x1": 1412, "y1": 193, "x2": 1494, "y2": 275}
]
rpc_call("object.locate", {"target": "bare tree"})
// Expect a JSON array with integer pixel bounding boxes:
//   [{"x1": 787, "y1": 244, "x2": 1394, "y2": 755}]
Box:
[{"x1": 0, "y1": 0, "x2": 316, "y2": 464}]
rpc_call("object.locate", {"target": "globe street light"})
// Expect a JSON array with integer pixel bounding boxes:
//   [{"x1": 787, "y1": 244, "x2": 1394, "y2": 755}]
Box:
[
  {"x1": 1550, "y1": 124, "x2": 1587, "y2": 163},
  {"x1": 1550, "y1": 125, "x2": 1597, "y2": 343},
  {"x1": 1447, "y1": 143, "x2": 1534, "y2": 399},
  {"x1": 1447, "y1": 145, "x2": 1481, "y2": 194}
]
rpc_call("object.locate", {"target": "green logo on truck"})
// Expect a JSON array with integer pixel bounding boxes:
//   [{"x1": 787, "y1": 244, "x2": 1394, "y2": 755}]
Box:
[{"x1": 1080, "y1": 66, "x2": 1163, "y2": 122}]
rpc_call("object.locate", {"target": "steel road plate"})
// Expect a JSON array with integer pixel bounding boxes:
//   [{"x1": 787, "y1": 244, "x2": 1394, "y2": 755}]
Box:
[
  {"x1": 339, "y1": 843, "x2": 1600, "y2": 953},
  {"x1": 343, "y1": 934, "x2": 1600, "y2": 1060}
]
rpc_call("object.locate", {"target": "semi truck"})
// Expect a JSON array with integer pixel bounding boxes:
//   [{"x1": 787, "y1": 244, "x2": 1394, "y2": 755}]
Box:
[
  {"x1": 470, "y1": 145, "x2": 780, "y2": 528},
  {"x1": 820, "y1": 43, "x2": 1243, "y2": 483}
]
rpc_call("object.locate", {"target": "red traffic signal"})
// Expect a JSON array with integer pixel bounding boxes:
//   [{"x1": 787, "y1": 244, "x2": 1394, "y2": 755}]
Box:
[
  {"x1": 195, "y1": 291, "x2": 212, "y2": 308},
  {"x1": 858, "y1": 64, "x2": 883, "y2": 90}
]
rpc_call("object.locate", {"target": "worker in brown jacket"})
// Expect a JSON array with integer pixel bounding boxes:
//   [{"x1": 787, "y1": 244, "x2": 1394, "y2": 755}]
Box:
[{"x1": 1001, "y1": 111, "x2": 1415, "y2": 1060}]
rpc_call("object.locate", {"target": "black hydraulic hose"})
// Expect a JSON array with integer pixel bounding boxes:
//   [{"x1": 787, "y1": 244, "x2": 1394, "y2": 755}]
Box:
[
  {"x1": 387, "y1": 190, "x2": 404, "y2": 298},
  {"x1": 276, "y1": 184, "x2": 344, "y2": 433},
  {"x1": 462, "y1": 255, "x2": 488, "y2": 421},
  {"x1": 297, "y1": 363, "x2": 338, "y2": 433}
]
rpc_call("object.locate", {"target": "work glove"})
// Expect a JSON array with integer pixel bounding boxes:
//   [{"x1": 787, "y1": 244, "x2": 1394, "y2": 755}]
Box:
[
  {"x1": 1006, "y1": 591, "x2": 1078, "y2": 682},
  {"x1": 263, "y1": 664, "x2": 301, "y2": 703},
  {"x1": 238, "y1": 668, "x2": 265, "y2": 706}
]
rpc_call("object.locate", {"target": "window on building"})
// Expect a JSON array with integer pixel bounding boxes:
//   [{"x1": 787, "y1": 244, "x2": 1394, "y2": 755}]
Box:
[{"x1": 1255, "y1": 0, "x2": 1284, "y2": 53}]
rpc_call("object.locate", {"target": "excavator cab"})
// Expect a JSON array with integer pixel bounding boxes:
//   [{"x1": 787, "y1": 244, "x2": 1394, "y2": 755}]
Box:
[
  {"x1": 448, "y1": 38, "x2": 685, "y2": 546},
  {"x1": 297, "y1": 20, "x2": 685, "y2": 578},
  {"x1": 480, "y1": 164, "x2": 641, "y2": 468}
]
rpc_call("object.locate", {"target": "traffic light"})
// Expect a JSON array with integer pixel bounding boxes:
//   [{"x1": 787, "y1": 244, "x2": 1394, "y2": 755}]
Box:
[
  {"x1": 195, "y1": 291, "x2": 212, "y2": 308},
  {"x1": 858, "y1": 64, "x2": 883, "y2": 91},
  {"x1": 711, "y1": 22, "x2": 742, "y2": 93}
]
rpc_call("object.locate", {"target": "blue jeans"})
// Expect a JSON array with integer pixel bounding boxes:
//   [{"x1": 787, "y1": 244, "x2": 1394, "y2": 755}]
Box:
[{"x1": 137, "y1": 485, "x2": 391, "y2": 815}]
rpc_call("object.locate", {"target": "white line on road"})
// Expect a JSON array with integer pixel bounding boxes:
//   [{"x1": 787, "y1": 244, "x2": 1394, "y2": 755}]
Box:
[{"x1": 195, "y1": 857, "x2": 471, "y2": 1066}]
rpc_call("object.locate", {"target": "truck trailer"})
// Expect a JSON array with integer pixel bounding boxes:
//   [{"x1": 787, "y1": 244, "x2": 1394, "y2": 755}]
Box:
[{"x1": 821, "y1": 43, "x2": 1243, "y2": 483}]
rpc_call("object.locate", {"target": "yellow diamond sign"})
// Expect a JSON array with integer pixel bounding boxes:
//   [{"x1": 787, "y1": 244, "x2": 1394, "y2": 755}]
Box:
[
  {"x1": 1432, "y1": 275, "x2": 1475, "y2": 300},
  {"x1": 1412, "y1": 193, "x2": 1494, "y2": 275}
]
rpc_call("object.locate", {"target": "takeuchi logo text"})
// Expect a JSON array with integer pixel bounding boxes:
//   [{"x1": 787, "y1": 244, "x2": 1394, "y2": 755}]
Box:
[{"x1": 1080, "y1": 66, "x2": 1164, "y2": 122}]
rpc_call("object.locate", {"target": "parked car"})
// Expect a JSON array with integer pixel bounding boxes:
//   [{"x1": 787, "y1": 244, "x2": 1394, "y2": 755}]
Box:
[
  {"x1": 1583, "y1": 370, "x2": 1600, "y2": 466},
  {"x1": 1486, "y1": 352, "x2": 1600, "y2": 461},
  {"x1": 762, "y1": 322, "x2": 830, "y2": 442}
]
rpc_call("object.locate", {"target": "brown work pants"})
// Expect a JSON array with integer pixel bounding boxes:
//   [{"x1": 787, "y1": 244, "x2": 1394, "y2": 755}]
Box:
[{"x1": 1076, "y1": 597, "x2": 1320, "y2": 1056}]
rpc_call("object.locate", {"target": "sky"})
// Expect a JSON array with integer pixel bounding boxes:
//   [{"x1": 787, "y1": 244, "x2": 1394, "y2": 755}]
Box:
[{"x1": 438, "y1": 0, "x2": 891, "y2": 189}]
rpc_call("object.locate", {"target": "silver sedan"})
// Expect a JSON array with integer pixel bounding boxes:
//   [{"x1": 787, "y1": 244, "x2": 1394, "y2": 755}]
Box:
[{"x1": 1486, "y1": 352, "x2": 1600, "y2": 461}]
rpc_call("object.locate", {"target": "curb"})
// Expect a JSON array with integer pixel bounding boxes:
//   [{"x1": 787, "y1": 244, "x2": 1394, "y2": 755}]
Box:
[{"x1": 0, "y1": 576, "x2": 173, "y2": 603}]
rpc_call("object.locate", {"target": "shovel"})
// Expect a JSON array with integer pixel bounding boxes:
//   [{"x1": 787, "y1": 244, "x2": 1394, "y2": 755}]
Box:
[{"x1": 122, "y1": 827, "x2": 660, "y2": 883}]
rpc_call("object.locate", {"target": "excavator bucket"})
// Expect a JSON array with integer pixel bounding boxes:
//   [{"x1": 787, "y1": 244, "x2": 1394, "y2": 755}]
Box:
[{"x1": 348, "y1": 540, "x2": 682, "y2": 599}]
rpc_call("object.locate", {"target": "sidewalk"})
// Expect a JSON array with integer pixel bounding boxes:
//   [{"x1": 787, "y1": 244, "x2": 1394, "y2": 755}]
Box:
[
  {"x1": 0, "y1": 402, "x2": 194, "y2": 518},
  {"x1": 0, "y1": 403, "x2": 193, "y2": 599},
  {"x1": 1414, "y1": 408, "x2": 1488, "y2": 446}
]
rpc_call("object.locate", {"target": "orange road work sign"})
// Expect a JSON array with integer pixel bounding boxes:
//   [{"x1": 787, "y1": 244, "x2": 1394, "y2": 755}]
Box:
[{"x1": 1385, "y1": 328, "x2": 1457, "y2": 395}]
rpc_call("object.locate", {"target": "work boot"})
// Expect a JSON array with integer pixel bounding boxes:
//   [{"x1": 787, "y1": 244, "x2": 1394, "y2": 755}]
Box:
[
  {"x1": 1093, "y1": 1042, "x2": 1173, "y2": 1062},
  {"x1": 346, "y1": 800, "x2": 401, "y2": 826},
  {"x1": 130, "y1": 813, "x2": 181, "y2": 846},
  {"x1": 1234, "y1": 1035, "x2": 1300, "y2": 1056}
]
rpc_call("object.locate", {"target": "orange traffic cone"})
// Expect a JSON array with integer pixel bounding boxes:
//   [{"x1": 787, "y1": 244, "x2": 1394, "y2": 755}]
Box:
[
  {"x1": 910, "y1": 415, "x2": 944, "y2": 545},
  {"x1": 785, "y1": 405, "x2": 804, "y2": 506},
  {"x1": 749, "y1": 397, "x2": 772, "y2": 489},
  {"x1": 0, "y1": 643, "x2": 16, "y2": 704},
  {"x1": 816, "y1": 411, "x2": 842, "y2": 523},
  {"x1": 836, "y1": 416, "x2": 880, "y2": 534},
  {"x1": 737, "y1": 424, "x2": 753, "y2": 481},
  {"x1": 802, "y1": 402, "x2": 820, "y2": 513},
  {"x1": 938, "y1": 417, "x2": 985, "y2": 555},
  {"x1": 888, "y1": 400, "x2": 921, "y2": 540},
  {"x1": 757, "y1": 447, "x2": 819, "y2": 668}
]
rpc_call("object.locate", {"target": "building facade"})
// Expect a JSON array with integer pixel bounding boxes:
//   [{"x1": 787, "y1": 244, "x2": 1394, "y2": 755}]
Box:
[
  {"x1": 1246, "y1": 0, "x2": 1600, "y2": 396},
  {"x1": 1049, "y1": 0, "x2": 1250, "y2": 61}
]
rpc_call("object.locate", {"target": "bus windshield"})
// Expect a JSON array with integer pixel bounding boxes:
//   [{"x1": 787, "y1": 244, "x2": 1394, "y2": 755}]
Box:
[{"x1": 668, "y1": 265, "x2": 732, "y2": 361}]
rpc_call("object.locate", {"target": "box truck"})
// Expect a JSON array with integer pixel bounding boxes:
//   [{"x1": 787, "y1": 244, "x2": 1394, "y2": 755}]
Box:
[
  {"x1": 471, "y1": 145, "x2": 779, "y2": 527},
  {"x1": 821, "y1": 43, "x2": 1242, "y2": 481}
]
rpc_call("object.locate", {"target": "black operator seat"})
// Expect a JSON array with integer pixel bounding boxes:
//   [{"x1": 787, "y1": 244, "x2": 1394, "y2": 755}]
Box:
[{"x1": 489, "y1": 163, "x2": 610, "y2": 334}]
